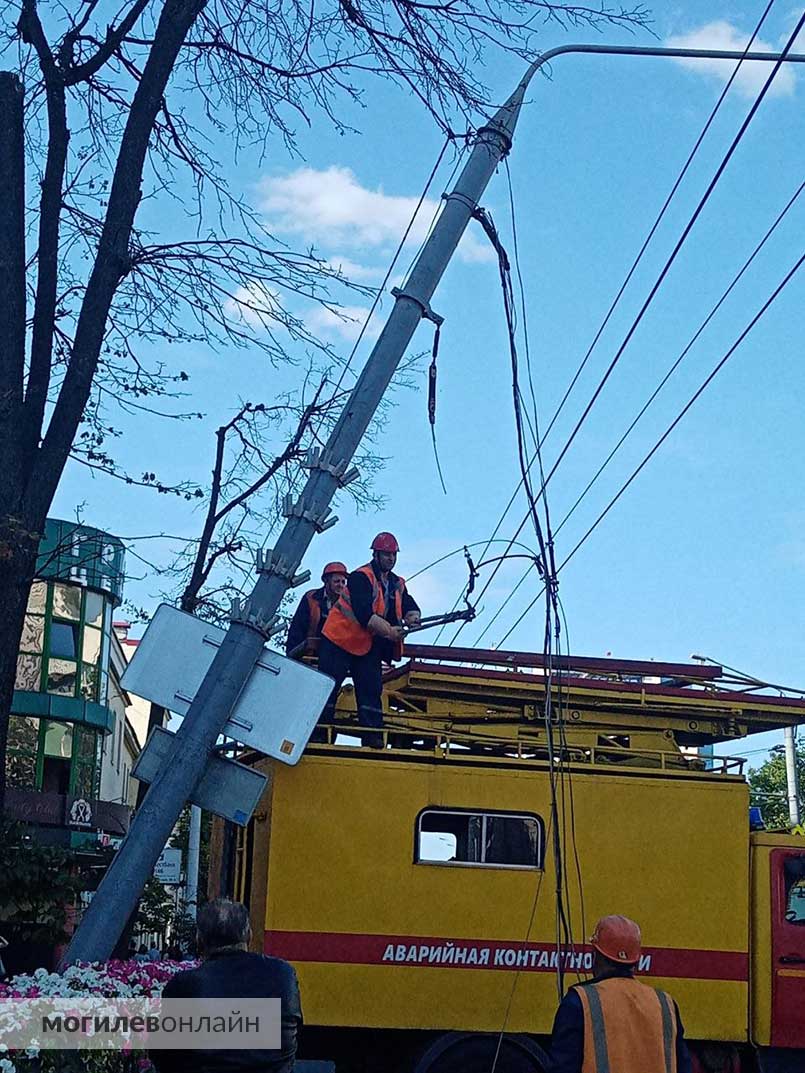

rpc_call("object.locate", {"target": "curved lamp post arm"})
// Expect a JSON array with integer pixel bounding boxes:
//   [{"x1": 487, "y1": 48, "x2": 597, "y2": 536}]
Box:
[{"x1": 491, "y1": 43, "x2": 805, "y2": 146}]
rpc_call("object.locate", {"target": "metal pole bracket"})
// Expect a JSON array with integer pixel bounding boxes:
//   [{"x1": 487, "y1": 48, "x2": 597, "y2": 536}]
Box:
[
  {"x1": 442, "y1": 190, "x2": 479, "y2": 214},
  {"x1": 282, "y1": 494, "x2": 339, "y2": 533},
  {"x1": 229, "y1": 597, "x2": 282, "y2": 639},
  {"x1": 303, "y1": 447, "x2": 360, "y2": 488},
  {"x1": 390, "y1": 286, "x2": 444, "y2": 327},
  {"x1": 255, "y1": 548, "x2": 311, "y2": 588}
]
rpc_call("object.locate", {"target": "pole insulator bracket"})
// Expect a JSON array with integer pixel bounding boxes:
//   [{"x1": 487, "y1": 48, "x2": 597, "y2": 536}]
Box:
[
  {"x1": 255, "y1": 548, "x2": 311, "y2": 588},
  {"x1": 391, "y1": 286, "x2": 444, "y2": 326},
  {"x1": 303, "y1": 447, "x2": 360, "y2": 488},
  {"x1": 229, "y1": 597, "x2": 282, "y2": 639},
  {"x1": 475, "y1": 121, "x2": 513, "y2": 156},
  {"x1": 282, "y1": 494, "x2": 339, "y2": 533},
  {"x1": 442, "y1": 190, "x2": 479, "y2": 214}
]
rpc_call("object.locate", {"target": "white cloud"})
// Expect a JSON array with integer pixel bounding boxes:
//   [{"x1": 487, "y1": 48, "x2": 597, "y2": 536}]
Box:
[
  {"x1": 324, "y1": 256, "x2": 381, "y2": 283},
  {"x1": 665, "y1": 21, "x2": 797, "y2": 99},
  {"x1": 305, "y1": 304, "x2": 381, "y2": 343},
  {"x1": 779, "y1": 9, "x2": 805, "y2": 52},
  {"x1": 258, "y1": 166, "x2": 493, "y2": 264},
  {"x1": 224, "y1": 282, "x2": 283, "y2": 328}
]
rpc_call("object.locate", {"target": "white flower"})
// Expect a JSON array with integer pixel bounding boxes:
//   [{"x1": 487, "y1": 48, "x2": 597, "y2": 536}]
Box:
[{"x1": 0, "y1": 1057, "x2": 16, "y2": 1072}]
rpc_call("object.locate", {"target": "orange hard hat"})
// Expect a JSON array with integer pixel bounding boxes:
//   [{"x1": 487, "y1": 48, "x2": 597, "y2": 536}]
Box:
[
  {"x1": 322, "y1": 561, "x2": 348, "y2": 579},
  {"x1": 590, "y1": 915, "x2": 642, "y2": 965},
  {"x1": 371, "y1": 532, "x2": 399, "y2": 553}
]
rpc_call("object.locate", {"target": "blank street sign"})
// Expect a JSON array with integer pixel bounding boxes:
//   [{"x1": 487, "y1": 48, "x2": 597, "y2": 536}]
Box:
[
  {"x1": 133, "y1": 726, "x2": 268, "y2": 826},
  {"x1": 121, "y1": 604, "x2": 334, "y2": 765}
]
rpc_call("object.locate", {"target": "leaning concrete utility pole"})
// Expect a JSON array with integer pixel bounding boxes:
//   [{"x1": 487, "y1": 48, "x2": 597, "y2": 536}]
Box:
[
  {"x1": 65, "y1": 41, "x2": 805, "y2": 964},
  {"x1": 784, "y1": 726, "x2": 801, "y2": 827}
]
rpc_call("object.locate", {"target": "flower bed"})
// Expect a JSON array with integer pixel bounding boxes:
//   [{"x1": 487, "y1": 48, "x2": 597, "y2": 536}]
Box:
[{"x1": 0, "y1": 959, "x2": 198, "y2": 1073}]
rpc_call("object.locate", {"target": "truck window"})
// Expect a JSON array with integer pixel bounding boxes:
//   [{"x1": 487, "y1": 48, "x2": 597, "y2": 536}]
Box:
[
  {"x1": 785, "y1": 857, "x2": 805, "y2": 924},
  {"x1": 416, "y1": 809, "x2": 543, "y2": 869}
]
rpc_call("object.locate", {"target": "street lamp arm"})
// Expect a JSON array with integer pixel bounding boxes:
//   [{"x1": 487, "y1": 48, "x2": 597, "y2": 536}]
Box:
[{"x1": 488, "y1": 42, "x2": 805, "y2": 146}]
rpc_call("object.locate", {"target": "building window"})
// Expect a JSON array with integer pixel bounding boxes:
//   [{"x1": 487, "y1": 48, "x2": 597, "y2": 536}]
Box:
[
  {"x1": 49, "y1": 621, "x2": 79, "y2": 660},
  {"x1": 4, "y1": 716, "x2": 100, "y2": 799},
  {"x1": 6, "y1": 716, "x2": 39, "y2": 790},
  {"x1": 416, "y1": 808, "x2": 543, "y2": 870},
  {"x1": 14, "y1": 580, "x2": 111, "y2": 703},
  {"x1": 41, "y1": 721, "x2": 73, "y2": 795},
  {"x1": 51, "y1": 583, "x2": 81, "y2": 621}
]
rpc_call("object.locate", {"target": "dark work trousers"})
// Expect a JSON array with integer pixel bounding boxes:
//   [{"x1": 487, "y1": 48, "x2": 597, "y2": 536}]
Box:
[{"x1": 317, "y1": 635, "x2": 385, "y2": 747}]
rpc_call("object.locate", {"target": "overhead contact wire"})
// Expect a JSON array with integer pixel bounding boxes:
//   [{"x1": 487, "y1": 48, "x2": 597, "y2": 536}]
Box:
[
  {"x1": 462, "y1": 7, "x2": 801, "y2": 644},
  {"x1": 496, "y1": 247, "x2": 805, "y2": 647},
  {"x1": 553, "y1": 176, "x2": 805, "y2": 540},
  {"x1": 539, "y1": 5, "x2": 805, "y2": 499},
  {"x1": 538, "y1": 0, "x2": 779, "y2": 447}
]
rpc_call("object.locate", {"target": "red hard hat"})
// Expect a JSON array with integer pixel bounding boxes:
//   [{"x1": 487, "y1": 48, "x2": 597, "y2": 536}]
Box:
[
  {"x1": 322, "y1": 561, "x2": 348, "y2": 579},
  {"x1": 371, "y1": 532, "x2": 399, "y2": 553},
  {"x1": 590, "y1": 915, "x2": 642, "y2": 965}
]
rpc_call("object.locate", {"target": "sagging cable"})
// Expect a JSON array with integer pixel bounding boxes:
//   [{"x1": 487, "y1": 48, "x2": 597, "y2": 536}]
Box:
[{"x1": 428, "y1": 322, "x2": 448, "y2": 495}]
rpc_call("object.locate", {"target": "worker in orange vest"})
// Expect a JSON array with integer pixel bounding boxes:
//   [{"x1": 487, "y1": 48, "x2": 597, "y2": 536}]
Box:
[
  {"x1": 549, "y1": 915, "x2": 692, "y2": 1073},
  {"x1": 318, "y1": 532, "x2": 420, "y2": 747},
  {"x1": 285, "y1": 562, "x2": 349, "y2": 660}
]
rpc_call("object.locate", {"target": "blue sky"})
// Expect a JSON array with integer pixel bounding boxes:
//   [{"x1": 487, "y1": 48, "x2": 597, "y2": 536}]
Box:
[{"x1": 53, "y1": 2, "x2": 805, "y2": 764}]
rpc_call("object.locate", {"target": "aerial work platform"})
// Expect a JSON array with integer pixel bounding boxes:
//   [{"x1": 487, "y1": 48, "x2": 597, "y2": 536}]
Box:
[
  {"x1": 307, "y1": 645, "x2": 805, "y2": 774},
  {"x1": 376, "y1": 645, "x2": 805, "y2": 746}
]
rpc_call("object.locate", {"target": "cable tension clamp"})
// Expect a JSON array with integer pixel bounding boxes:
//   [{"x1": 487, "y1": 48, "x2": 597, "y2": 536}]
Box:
[
  {"x1": 255, "y1": 548, "x2": 311, "y2": 589},
  {"x1": 282, "y1": 493, "x2": 339, "y2": 534},
  {"x1": 302, "y1": 447, "x2": 360, "y2": 488},
  {"x1": 229, "y1": 596, "x2": 283, "y2": 640},
  {"x1": 391, "y1": 286, "x2": 444, "y2": 327}
]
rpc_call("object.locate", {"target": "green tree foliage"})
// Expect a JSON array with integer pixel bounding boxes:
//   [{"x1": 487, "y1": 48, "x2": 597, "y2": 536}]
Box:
[
  {"x1": 135, "y1": 876, "x2": 174, "y2": 940},
  {"x1": 749, "y1": 740, "x2": 805, "y2": 829},
  {"x1": 0, "y1": 819, "x2": 110, "y2": 945}
]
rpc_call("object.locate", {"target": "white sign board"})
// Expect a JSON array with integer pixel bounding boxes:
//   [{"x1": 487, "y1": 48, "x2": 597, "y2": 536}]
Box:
[
  {"x1": 120, "y1": 604, "x2": 335, "y2": 765},
  {"x1": 134, "y1": 727, "x2": 268, "y2": 827},
  {"x1": 154, "y1": 847, "x2": 182, "y2": 885}
]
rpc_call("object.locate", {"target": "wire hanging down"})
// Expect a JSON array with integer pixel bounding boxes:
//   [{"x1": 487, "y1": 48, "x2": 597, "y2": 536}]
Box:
[
  {"x1": 328, "y1": 134, "x2": 459, "y2": 402},
  {"x1": 428, "y1": 323, "x2": 448, "y2": 495},
  {"x1": 471, "y1": 199, "x2": 576, "y2": 1010}
]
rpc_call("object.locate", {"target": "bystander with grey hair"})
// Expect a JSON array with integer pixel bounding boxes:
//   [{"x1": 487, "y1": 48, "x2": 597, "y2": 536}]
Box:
[{"x1": 150, "y1": 899, "x2": 302, "y2": 1073}]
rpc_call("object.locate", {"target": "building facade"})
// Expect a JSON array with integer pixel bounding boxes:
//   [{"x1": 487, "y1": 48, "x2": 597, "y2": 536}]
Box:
[{"x1": 4, "y1": 518, "x2": 132, "y2": 844}]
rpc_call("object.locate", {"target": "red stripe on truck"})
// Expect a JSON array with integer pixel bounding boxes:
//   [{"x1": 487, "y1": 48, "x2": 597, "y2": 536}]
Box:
[{"x1": 264, "y1": 930, "x2": 748, "y2": 982}]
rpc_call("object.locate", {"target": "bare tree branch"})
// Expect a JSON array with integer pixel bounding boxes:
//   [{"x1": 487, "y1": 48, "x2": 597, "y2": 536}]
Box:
[{"x1": 32, "y1": 0, "x2": 207, "y2": 514}]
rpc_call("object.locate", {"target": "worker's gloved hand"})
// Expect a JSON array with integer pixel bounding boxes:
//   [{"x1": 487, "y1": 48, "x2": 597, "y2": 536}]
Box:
[
  {"x1": 368, "y1": 614, "x2": 405, "y2": 641},
  {"x1": 404, "y1": 611, "x2": 421, "y2": 626}
]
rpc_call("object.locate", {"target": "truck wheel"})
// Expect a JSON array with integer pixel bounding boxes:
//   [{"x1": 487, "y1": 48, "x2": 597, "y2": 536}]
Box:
[{"x1": 413, "y1": 1032, "x2": 548, "y2": 1073}]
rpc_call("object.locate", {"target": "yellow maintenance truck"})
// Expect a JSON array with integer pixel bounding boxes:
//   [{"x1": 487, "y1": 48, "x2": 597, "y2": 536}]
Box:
[{"x1": 209, "y1": 646, "x2": 805, "y2": 1073}]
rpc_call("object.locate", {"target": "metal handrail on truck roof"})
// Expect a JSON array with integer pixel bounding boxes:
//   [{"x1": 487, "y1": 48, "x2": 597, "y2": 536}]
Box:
[{"x1": 307, "y1": 720, "x2": 747, "y2": 777}]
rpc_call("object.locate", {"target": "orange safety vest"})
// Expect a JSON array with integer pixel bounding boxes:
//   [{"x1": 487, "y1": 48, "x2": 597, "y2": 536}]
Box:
[
  {"x1": 322, "y1": 564, "x2": 406, "y2": 658},
  {"x1": 575, "y1": 976, "x2": 678, "y2": 1073},
  {"x1": 289, "y1": 589, "x2": 326, "y2": 657},
  {"x1": 305, "y1": 590, "x2": 324, "y2": 639}
]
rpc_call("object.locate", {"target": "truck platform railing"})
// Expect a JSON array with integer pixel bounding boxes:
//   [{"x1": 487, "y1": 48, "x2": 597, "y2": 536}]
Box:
[{"x1": 309, "y1": 720, "x2": 747, "y2": 776}]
